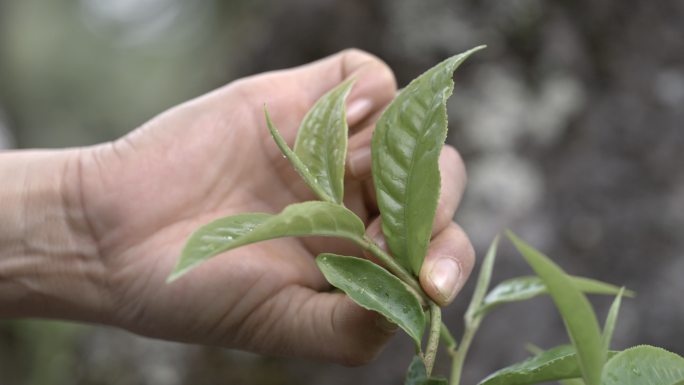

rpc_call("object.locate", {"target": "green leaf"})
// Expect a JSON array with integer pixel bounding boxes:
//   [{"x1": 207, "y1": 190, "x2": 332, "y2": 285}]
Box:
[
  {"x1": 507, "y1": 231, "x2": 605, "y2": 385},
  {"x1": 294, "y1": 79, "x2": 354, "y2": 204},
  {"x1": 450, "y1": 236, "x2": 499, "y2": 385},
  {"x1": 525, "y1": 343, "x2": 543, "y2": 355},
  {"x1": 424, "y1": 379, "x2": 448, "y2": 385},
  {"x1": 559, "y1": 379, "x2": 585, "y2": 385},
  {"x1": 465, "y1": 235, "x2": 500, "y2": 324},
  {"x1": 265, "y1": 108, "x2": 335, "y2": 203},
  {"x1": 405, "y1": 355, "x2": 448, "y2": 385},
  {"x1": 601, "y1": 345, "x2": 684, "y2": 385},
  {"x1": 478, "y1": 345, "x2": 618, "y2": 385},
  {"x1": 170, "y1": 202, "x2": 365, "y2": 281},
  {"x1": 372, "y1": 46, "x2": 485, "y2": 275},
  {"x1": 406, "y1": 356, "x2": 429, "y2": 385},
  {"x1": 602, "y1": 287, "x2": 625, "y2": 352},
  {"x1": 476, "y1": 275, "x2": 633, "y2": 317},
  {"x1": 316, "y1": 254, "x2": 426, "y2": 347}
]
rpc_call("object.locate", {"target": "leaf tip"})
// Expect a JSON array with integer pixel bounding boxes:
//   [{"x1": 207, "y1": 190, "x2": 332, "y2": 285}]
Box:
[
  {"x1": 504, "y1": 229, "x2": 522, "y2": 246},
  {"x1": 491, "y1": 233, "x2": 501, "y2": 249},
  {"x1": 622, "y1": 287, "x2": 636, "y2": 298},
  {"x1": 453, "y1": 45, "x2": 488, "y2": 63},
  {"x1": 166, "y1": 266, "x2": 185, "y2": 284}
]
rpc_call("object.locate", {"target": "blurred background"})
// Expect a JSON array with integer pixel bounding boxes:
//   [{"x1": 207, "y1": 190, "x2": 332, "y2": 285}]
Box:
[{"x1": 1, "y1": 0, "x2": 682, "y2": 384}]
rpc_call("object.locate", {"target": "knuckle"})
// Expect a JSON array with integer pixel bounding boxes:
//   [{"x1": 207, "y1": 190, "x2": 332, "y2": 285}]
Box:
[
  {"x1": 339, "y1": 48, "x2": 382, "y2": 67},
  {"x1": 341, "y1": 49, "x2": 397, "y2": 90}
]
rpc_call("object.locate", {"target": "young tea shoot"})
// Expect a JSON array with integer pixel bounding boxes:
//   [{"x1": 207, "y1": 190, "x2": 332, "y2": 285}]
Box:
[{"x1": 168, "y1": 46, "x2": 684, "y2": 384}]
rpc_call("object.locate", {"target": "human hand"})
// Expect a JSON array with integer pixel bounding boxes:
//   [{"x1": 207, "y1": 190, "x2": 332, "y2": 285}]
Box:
[{"x1": 65, "y1": 50, "x2": 474, "y2": 364}]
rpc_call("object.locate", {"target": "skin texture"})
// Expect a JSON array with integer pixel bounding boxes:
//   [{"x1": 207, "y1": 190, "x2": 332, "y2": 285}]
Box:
[{"x1": 0, "y1": 49, "x2": 475, "y2": 366}]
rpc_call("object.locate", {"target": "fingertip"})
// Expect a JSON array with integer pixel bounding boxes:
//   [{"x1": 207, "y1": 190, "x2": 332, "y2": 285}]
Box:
[
  {"x1": 346, "y1": 124, "x2": 375, "y2": 179},
  {"x1": 420, "y1": 224, "x2": 475, "y2": 306},
  {"x1": 347, "y1": 146, "x2": 372, "y2": 179},
  {"x1": 339, "y1": 50, "x2": 397, "y2": 127},
  {"x1": 346, "y1": 98, "x2": 374, "y2": 126},
  {"x1": 362, "y1": 218, "x2": 387, "y2": 266},
  {"x1": 420, "y1": 257, "x2": 464, "y2": 306}
]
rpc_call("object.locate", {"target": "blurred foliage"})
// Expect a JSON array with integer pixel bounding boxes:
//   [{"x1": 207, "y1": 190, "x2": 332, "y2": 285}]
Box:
[{"x1": 0, "y1": 0, "x2": 256, "y2": 147}]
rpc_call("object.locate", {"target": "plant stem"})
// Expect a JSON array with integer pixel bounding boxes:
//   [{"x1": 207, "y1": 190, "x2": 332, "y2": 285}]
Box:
[
  {"x1": 440, "y1": 322, "x2": 458, "y2": 353},
  {"x1": 359, "y1": 235, "x2": 446, "y2": 376},
  {"x1": 424, "y1": 302, "x2": 442, "y2": 376},
  {"x1": 450, "y1": 318, "x2": 481, "y2": 385},
  {"x1": 360, "y1": 236, "x2": 425, "y2": 299}
]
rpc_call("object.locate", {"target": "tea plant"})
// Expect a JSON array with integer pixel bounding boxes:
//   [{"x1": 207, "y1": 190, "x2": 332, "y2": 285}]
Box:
[{"x1": 168, "y1": 46, "x2": 684, "y2": 384}]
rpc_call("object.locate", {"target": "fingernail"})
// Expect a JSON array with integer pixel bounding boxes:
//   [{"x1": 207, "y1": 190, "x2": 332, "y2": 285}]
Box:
[
  {"x1": 428, "y1": 258, "x2": 462, "y2": 303},
  {"x1": 346, "y1": 98, "x2": 373, "y2": 125},
  {"x1": 348, "y1": 146, "x2": 372, "y2": 179}
]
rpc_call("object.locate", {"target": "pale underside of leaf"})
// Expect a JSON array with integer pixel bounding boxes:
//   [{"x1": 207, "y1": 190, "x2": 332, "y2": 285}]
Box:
[
  {"x1": 315, "y1": 254, "x2": 426, "y2": 348},
  {"x1": 507, "y1": 231, "x2": 605, "y2": 385},
  {"x1": 372, "y1": 46, "x2": 485, "y2": 275},
  {"x1": 294, "y1": 79, "x2": 354, "y2": 204},
  {"x1": 265, "y1": 108, "x2": 336, "y2": 203},
  {"x1": 170, "y1": 202, "x2": 365, "y2": 281},
  {"x1": 477, "y1": 345, "x2": 618, "y2": 385},
  {"x1": 601, "y1": 345, "x2": 684, "y2": 385},
  {"x1": 476, "y1": 275, "x2": 633, "y2": 317}
]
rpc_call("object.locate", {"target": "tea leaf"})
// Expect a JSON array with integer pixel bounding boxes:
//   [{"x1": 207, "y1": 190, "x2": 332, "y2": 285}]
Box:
[
  {"x1": 559, "y1": 380, "x2": 585, "y2": 385},
  {"x1": 294, "y1": 79, "x2": 355, "y2": 204},
  {"x1": 316, "y1": 254, "x2": 426, "y2": 347},
  {"x1": 372, "y1": 46, "x2": 485, "y2": 274},
  {"x1": 265, "y1": 108, "x2": 334, "y2": 203},
  {"x1": 406, "y1": 356, "x2": 428, "y2": 385},
  {"x1": 602, "y1": 287, "x2": 625, "y2": 352},
  {"x1": 465, "y1": 235, "x2": 499, "y2": 323},
  {"x1": 451, "y1": 235, "x2": 499, "y2": 385},
  {"x1": 601, "y1": 345, "x2": 684, "y2": 385},
  {"x1": 478, "y1": 345, "x2": 618, "y2": 385},
  {"x1": 170, "y1": 202, "x2": 365, "y2": 281},
  {"x1": 423, "y1": 379, "x2": 448, "y2": 385},
  {"x1": 477, "y1": 275, "x2": 633, "y2": 317},
  {"x1": 507, "y1": 231, "x2": 605, "y2": 385},
  {"x1": 405, "y1": 355, "x2": 449, "y2": 385}
]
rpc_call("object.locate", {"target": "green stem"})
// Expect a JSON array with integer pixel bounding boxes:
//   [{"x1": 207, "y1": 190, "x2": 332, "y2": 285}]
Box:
[
  {"x1": 424, "y1": 302, "x2": 442, "y2": 376},
  {"x1": 360, "y1": 236, "x2": 425, "y2": 300},
  {"x1": 440, "y1": 322, "x2": 458, "y2": 353},
  {"x1": 359, "y1": 235, "x2": 446, "y2": 377},
  {"x1": 450, "y1": 319, "x2": 481, "y2": 385}
]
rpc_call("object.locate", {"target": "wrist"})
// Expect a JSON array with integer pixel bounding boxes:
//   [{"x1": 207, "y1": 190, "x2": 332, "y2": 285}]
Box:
[{"x1": 0, "y1": 148, "x2": 108, "y2": 321}]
